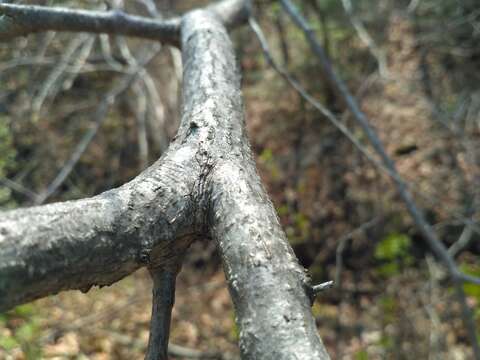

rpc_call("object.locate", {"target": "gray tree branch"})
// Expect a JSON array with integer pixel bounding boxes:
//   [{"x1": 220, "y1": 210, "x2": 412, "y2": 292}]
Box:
[
  {"x1": 0, "y1": 1, "x2": 330, "y2": 359},
  {"x1": 0, "y1": 3, "x2": 179, "y2": 44},
  {"x1": 0, "y1": 135, "x2": 203, "y2": 310},
  {"x1": 0, "y1": 0, "x2": 250, "y2": 44}
]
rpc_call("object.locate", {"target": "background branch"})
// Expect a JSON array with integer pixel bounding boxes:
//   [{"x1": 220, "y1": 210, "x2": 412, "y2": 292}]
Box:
[
  {"x1": 34, "y1": 45, "x2": 161, "y2": 204},
  {"x1": 0, "y1": 3, "x2": 179, "y2": 44}
]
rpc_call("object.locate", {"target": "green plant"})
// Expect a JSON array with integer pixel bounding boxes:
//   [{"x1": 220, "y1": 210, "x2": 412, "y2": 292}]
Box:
[{"x1": 374, "y1": 233, "x2": 413, "y2": 277}]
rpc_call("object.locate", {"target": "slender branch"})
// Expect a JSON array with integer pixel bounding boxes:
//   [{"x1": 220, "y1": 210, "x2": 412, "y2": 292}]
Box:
[
  {"x1": 145, "y1": 268, "x2": 177, "y2": 360},
  {"x1": 0, "y1": 177, "x2": 38, "y2": 201},
  {"x1": 34, "y1": 46, "x2": 161, "y2": 204},
  {"x1": 449, "y1": 224, "x2": 474, "y2": 257},
  {"x1": 334, "y1": 217, "x2": 381, "y2": 287},
  {"x1": 0, "y1": 4, "x2": 180, "y2": 44},
  {"x1": 32, "y1": 34, "x2": 89, "y2": 116},
  {"x1": 341, "y1": 0, "x2": 389, "y2": 78},
  {"x1": 0, "y1": 0, "x2": 250, "y2": 45},
  {"x1": 278, "y1": 2, "x2": 480, "y2": 355},
  {"x1": 249, "y1": 17, "x2": 390, "y2": 181},
  {"x1": 312, "y1": 281, "x2": 334, "y2": 295}
]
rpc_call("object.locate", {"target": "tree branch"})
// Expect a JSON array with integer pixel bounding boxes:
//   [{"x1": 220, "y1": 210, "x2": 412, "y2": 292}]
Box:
[
  {"x1": 0, "y1": 144, "x2": 201, "y2": 311},
  {"x1": 145, "y1": 268, "x2": 177, "y2": 360},
  {"x1": 179, "y1": 10, "x2": 330, "y2": 359},
  {"x1": 34, "y1": 45, "x2": 161, "y2": 205},
  {"x1": 0, "y1": 3, "x2": 179, "y2": 44},
  {"x1": 0, "y1": 0, "x2": 250, "y2": 45}
]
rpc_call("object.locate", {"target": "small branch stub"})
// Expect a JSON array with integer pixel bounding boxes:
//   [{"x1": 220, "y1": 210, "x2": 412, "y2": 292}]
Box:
[{"x1": 312, "y1": 281, "x2": 334, "y2": 296}]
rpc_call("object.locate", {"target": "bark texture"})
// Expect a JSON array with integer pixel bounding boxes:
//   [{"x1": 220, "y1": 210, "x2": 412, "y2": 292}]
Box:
[
  {"x1": 0, "y1": 140, "x2": 202, "y2": 310},
  {"x1": 0, "y1": 4, "x2": 179, "y2": 43},
  {"x1": 0, "y1": 0, "x2": 250, "y2": 44},
  {"x1": 180, "y1": 10, "x2": 329, "y2": 360}
]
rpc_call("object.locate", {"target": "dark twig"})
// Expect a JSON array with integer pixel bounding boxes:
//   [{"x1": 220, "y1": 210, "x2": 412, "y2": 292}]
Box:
[
  {"x1": 0, "y1": 177, "x2": 38, "y2": 201},
  {"x1": 145, "y1": 268, "x2": 177, "y2": 360},
  {"x1": 449, "y1": 224, "x2": 474, "y2": 257},
  {"x1": 335, "y1": 217, "x2": 381, "y2": 288}
]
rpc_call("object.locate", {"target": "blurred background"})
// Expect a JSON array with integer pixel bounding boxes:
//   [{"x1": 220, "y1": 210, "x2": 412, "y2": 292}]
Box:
[{"x1": 0, "y1": 0, "x2": 479, "y2": 358}]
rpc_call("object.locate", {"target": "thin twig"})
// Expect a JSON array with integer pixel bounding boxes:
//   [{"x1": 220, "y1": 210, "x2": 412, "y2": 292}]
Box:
[
  {"x1": 32, "y1": 34, "x2": 88, "y2": 116},
  {"x1": 61, "y1": 35, "x2": 96, "y2": 91},
  {"x1": 448, "y1": 224, "x2": 474, "y2": 257},
  {"x1": 132, "y1": 82, "x2": 150, "y2": 170},
  {"x1": 248, "y1": 17, "x2": 385, "y2": 176},
  {"x1": 312, "y1": 281, "x2": 334, "y2": 295},
  {"x1": 0, "y1": 177, "x2": 38, "y2": 200},
  {"x1": 35, "y1": 45, "x2": 161, "y2": 204},
  {"x1": 335, "y1": 217, "x2": 381, "y2": 288},
  {"x1": 341, "y1": 0, "x2": 389, "y2": 78}
]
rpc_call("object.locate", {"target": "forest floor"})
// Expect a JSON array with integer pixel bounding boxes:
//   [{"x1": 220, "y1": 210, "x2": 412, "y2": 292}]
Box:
[{"x1": 0, "y1": 258, "x2": 476, "y2": 359}]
